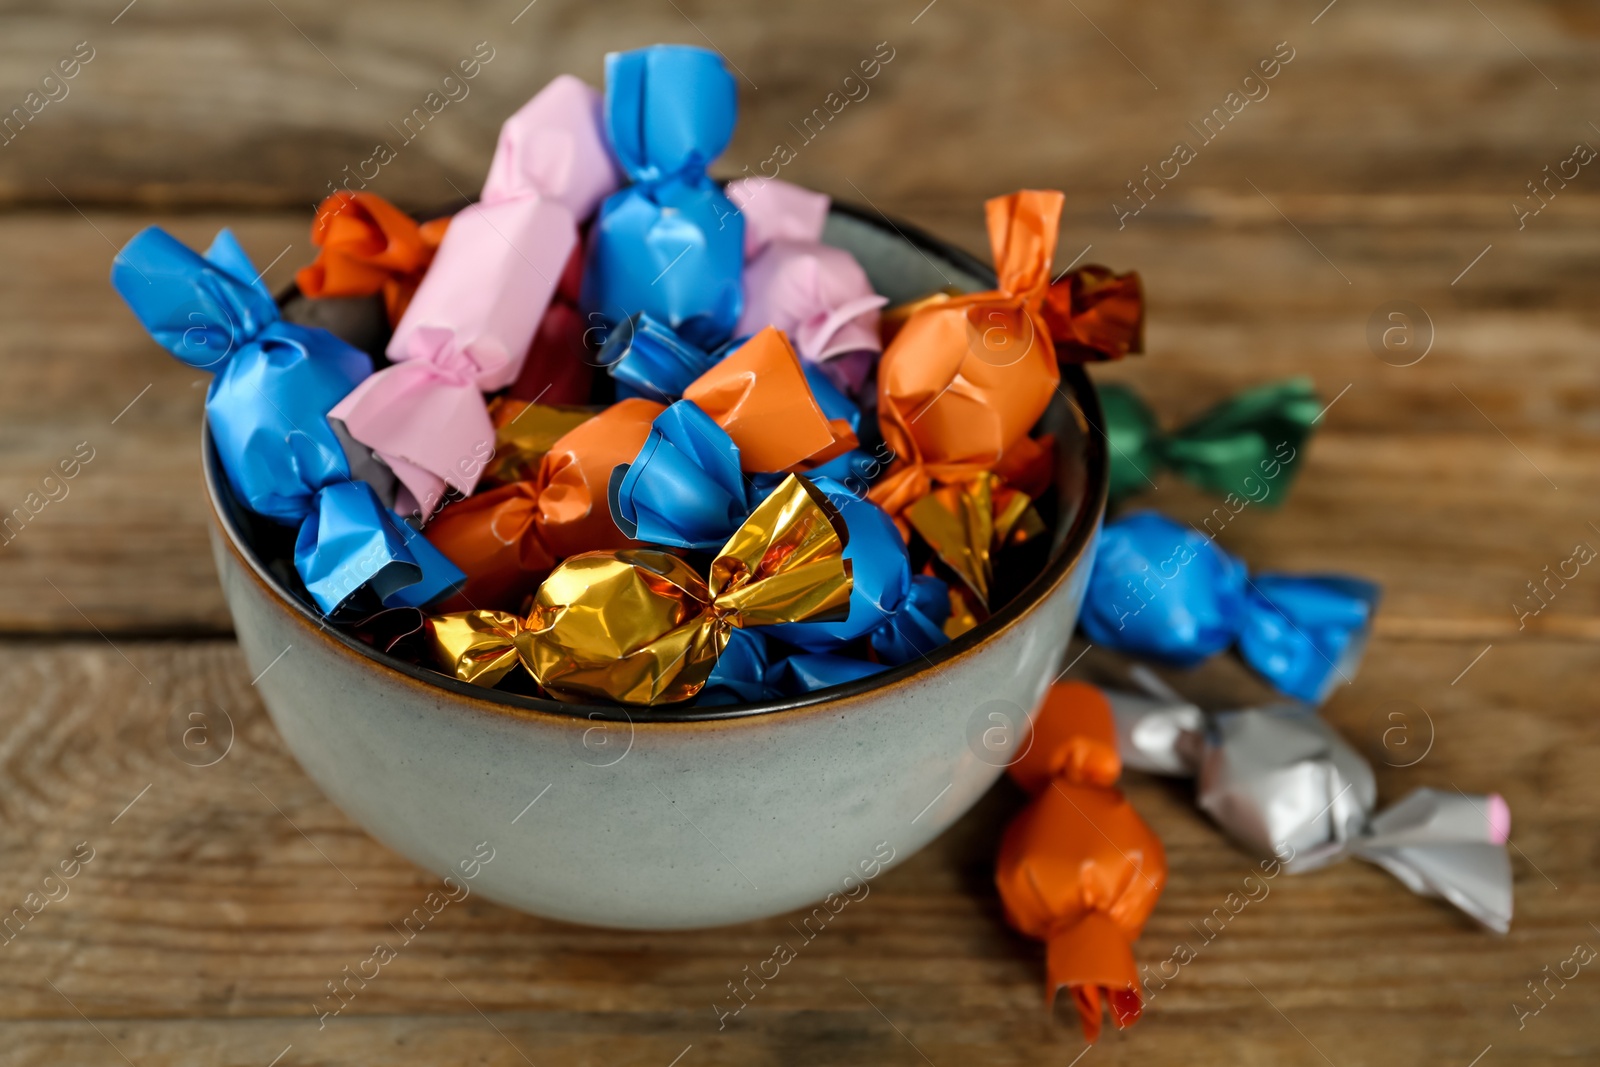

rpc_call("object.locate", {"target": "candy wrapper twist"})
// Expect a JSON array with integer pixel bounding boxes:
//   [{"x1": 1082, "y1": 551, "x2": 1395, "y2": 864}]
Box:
[
  {"x1": 997, "y1": 682, "x2": 1167, "y2": 1041},
  {"x1": 1092, "y1": 675, "x2": 1513, "y2": 932},
  {"x1": 428, "y1": 474, "x2": 853, "y2": 705},
  {"x1": 1100, "y1": 378, "x2": 1320, "y2": 507},
  {"x1": 111, "y1": 227, "x2": 463, "y2": 614},
  {"x1": 1080, "y1": 511, "x2": 1380, "y2": 705}
]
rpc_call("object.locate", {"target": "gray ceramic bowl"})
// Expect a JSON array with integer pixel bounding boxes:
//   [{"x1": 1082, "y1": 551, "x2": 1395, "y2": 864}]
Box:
[{"x1": 205, "y1": 204, "x2": 1108, "y2": 930}]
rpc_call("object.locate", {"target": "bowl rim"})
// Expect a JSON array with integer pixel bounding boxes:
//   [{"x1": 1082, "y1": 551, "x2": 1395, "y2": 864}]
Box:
[{"x1": 204, "y1": 201, "x2": 1108, "y2": 727}]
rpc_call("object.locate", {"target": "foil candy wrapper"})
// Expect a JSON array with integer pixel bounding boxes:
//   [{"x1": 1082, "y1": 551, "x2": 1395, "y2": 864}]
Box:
[
  {"x1": 1098, "y1": 675, "x2": 1513, "y2": 933},
  {"x1": 997, "y1": 682, "x2": 1168, "y2": 1041},
  {"x1": 429, "y1": 474, "x2": 853, "y2": 705}
]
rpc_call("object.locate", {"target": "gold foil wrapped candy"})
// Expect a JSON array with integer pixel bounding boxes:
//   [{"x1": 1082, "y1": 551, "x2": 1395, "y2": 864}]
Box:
[
  {"x1": 427, "y1": 475, "x2": 854, "y2": 706},
  {"x1": 906, "y1": 472, "x2": 1045, "y2": 611}
]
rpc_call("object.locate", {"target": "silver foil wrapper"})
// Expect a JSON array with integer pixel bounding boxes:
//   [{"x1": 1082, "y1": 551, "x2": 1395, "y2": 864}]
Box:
[{"x1": 1102, "y1": 676, "x2": 1513, "y2": 933}]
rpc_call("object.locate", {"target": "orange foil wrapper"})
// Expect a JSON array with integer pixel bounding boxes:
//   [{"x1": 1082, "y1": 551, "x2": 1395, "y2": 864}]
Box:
[
  {"x1": 996, "y1": 681, "x2": 1167, "y2": 1042},
  {"x1": 424, "y1": 398, "x2": 663, "y2": 609},
  {"x1": 684, "y1": 326, "x2": 856, "y2": 473},
  {"x1": 1043, "y1": 265, "x2": 1144, "y2": 363},
  {"x1": 871, "y1": 190, "x2": 1065, "y2": 516},
  {"x1": 296, "y1": 192, "x2": 449, "y2": 325}
]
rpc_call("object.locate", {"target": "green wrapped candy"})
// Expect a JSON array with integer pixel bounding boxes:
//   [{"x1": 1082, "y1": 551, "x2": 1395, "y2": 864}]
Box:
[{"x1": 1101, "y1": 378, "x2": 1320, "y2": 508}]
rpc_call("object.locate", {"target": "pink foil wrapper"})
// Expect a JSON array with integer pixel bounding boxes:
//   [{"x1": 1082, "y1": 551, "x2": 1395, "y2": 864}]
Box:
[
  {"x1": 331, "y1": 76, "x2": 619, "y2": 515},
  {"x1": 727, "y1": 178, "x2": 886, "y2": 395}
]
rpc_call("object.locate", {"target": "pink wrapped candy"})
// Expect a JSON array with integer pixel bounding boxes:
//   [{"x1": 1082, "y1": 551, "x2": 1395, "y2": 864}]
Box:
[
  {"x1": 728, "y1": 178, "x2": 887, "y2": 396},
  {"x1": 332, "y1": 75, "x2": 621, "y2": 520}
]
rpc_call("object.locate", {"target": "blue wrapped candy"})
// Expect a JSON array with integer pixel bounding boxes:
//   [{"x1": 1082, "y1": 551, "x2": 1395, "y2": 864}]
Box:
[
  {"x1": 767, "y1": 478, "x2": 951, "y2": 664},
  {"x1": 1080, "y1": 511, "x2": 1379, "y2": 704},
  {"x1": 608, "y1": 400, "x2": 752, "y2": 550},
  {"x1": 599, "y1": 312, "x2": 721, "y2": 402},
  {"x1": 111, "y1": 227, "x2": 463, "y2": 614},
  {"x1": 699, "y1": 628, "x2": 778, "y2": 705},
  {"x1": 581, "y1": 45, "x2": 744, "y2": 347},
  {"x1": 767, "y1": 652, "x2": 886, "y2": 696}
]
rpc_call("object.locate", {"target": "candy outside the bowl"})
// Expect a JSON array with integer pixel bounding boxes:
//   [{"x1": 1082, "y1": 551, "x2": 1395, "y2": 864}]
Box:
[
  {"x1": 1099, "y1": 377, "x2": 1321, "y2": 507},
  {"x1": 996, "y1": 680, "x2": 1167, "y2": 1042},
  {"x1": 1079, "y1": 511, "x2": 1381, "y2": 706}
]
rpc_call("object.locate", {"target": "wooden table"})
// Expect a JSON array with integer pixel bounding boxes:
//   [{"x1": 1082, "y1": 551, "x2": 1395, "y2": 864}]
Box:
[{"x1": 3, "y1": 1, "x2": 1597, "y2": 1063}]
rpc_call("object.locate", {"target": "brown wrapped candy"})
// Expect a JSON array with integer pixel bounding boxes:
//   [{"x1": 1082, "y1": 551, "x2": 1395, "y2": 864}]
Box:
[{"x1": 1042, "y1": 265, "x2": 1144, "y2": 363}]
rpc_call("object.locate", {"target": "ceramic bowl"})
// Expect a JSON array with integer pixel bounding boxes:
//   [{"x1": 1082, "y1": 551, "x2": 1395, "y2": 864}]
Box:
[{"x1": 204, "y1": 204, "x2": 1108, "y2": 929}]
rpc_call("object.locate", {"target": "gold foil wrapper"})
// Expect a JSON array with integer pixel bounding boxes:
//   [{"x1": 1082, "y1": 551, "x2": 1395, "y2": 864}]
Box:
[
  {"x1": 522, "y1": 474, "x2": 854, "y2": 706},
  {"x1": 427, "y1": 610, "x2": 526, "y2": 687},
  {"x1": 906, "y1": 472, "x2": 1045, "y2": 610},
  {"x1": 481, "y1": 398, "x2": 595, "y2": 488}
]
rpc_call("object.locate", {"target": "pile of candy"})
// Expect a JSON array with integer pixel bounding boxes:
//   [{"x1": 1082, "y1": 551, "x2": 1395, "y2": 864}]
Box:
[{"x1": 110, "y1": 44, "x2": 1143, "y2": 709}]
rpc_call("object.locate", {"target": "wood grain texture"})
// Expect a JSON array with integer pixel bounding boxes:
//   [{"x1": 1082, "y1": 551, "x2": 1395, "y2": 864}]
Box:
[
  {"x1": 0, "y1": 637, "x2": 1595, "y2": 1066},
  {"x1": 1, "y1": 0, "x2": 1598, "y2": 1062}
]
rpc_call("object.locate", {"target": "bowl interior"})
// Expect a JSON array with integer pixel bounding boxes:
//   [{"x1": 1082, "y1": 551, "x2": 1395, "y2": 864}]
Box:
[{"x1": 210, "y1": 203, "x2": 1107, "y2": 722}]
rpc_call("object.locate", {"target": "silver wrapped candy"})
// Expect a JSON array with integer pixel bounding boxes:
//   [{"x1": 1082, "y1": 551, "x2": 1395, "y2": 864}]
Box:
[{"x1": 1104, "y1": 669, "x2": 1513, "y2": 933}]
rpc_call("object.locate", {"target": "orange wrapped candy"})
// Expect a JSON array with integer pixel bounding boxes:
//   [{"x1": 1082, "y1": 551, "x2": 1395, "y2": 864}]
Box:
[
  {"x1": 1043, "y1": 265, "x2": 1144, "y2": 363},
  {"x1": 997, "y1": 681, "x2": 1167, "y2": 1042},
  {"x1": 871, "y1": 190, "x2": 1064, "y2": 517},
  {"x1": 423, "y1": 397, "x2": 663, "y2": 609},
  {"x1": 296, "y1": 192, "x2": 449, "y2": 325},
  {"x1": 683, "y1": 325, "x2": 857, "y2": 473}
]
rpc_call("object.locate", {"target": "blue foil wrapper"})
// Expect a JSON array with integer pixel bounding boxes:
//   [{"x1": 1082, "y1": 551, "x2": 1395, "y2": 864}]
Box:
[
  {"x1": 766, "y1": 652, "x2": 885, "y2": 696},
  {"x1": 699, "y1": 628, "x2": 777, "y2": 705},
  {"x1": 600, "y1": 312, "x2": 721, "y2": 402},
  {"x1": 1080, "y1": 511, "x2": 1379, "y2": 704},
  {"x1": 112, "y1": 226, "x2": 464, "y2": 615},
  {"x1": 768, "y1": 479, "x2": 950, "y2": 663},
  {"x1": 609, "y1": 399, "x2": 751, "y2": 549},
  {"x1": 582, "y1": 45, "x2": 744, "y2": 347}
]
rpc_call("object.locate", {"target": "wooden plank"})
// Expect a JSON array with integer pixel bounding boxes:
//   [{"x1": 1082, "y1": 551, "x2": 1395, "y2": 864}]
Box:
[
  {"x1": 0, "y1": 0, "x2": 1595, "y2": 210},
  {"x1": 1, "y1": 208, "x2": 1596, "y2": 635},
  {"x1": 0, "y1": 636, "x2": 1595, "y2": 1067}
]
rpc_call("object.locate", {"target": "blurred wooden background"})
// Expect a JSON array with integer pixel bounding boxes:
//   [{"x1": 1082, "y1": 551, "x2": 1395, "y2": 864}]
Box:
[{"x1": 1, "y1": 1, "x2": 1598, "y2": 1064}]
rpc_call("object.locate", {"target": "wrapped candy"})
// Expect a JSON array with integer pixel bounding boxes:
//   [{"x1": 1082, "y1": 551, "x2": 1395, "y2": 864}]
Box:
[
  {"x1": 767, "y1": 652, "x2": 885, "y2": 695},
  {"x1": 582, "y1": 45, "x2": 744, "y2": 348},
  {"x1": 1101, "y1": 378, "x2": 1320, "y2": 506},
  {"x1": 905, "y1": 471, "x2": 1045, "y2": 611},
  {"x1": 1080, "y1": 511, "x2": 1379, "y2": 705},
  {"x1": 478, "y1": 397, "x2": 596, "y2": 489},
  {"x1": 331, "y1": 74, "x2": 621, "y2": 518},
  {"x1": 598, "y1": 312, "x2": 720, "y2": 402},
  {"x1": 1041, "y1": 265, "x2": 1144, "y2": 363},
  {"x1": 870, "y1": 190, "x2": 1065, "y2": 517},
  {"x1": 428, "y1": 474, "x2": 853, "y2": 705},
  {"x1": 609, "y1": 327, "x2": 855, "y2": 550},
  {"x1": 423, "y1": 398, "x2": 662, "y2": 609},
  {"x1": 726, "y1": 177, "x2": 888, "y2": 396},
  {"x1": 111, "y1": 227, "x2": 463, "y2": 614},
  {"x1": 1088, "y1": 677, "x2": 1513, "y2": 932},
  {"x1": 997, "y1": 681, "x2": 1167, "y2": 1041},
  {"x1": 768, "y1": 477, "x2": 950, "y2": 664},
  {"x1": 699, "y1": 628, "x2": 778, "y2": 705},
  {"x1": 295, "y1": 191, "x2": 449, "y2": 325}
]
